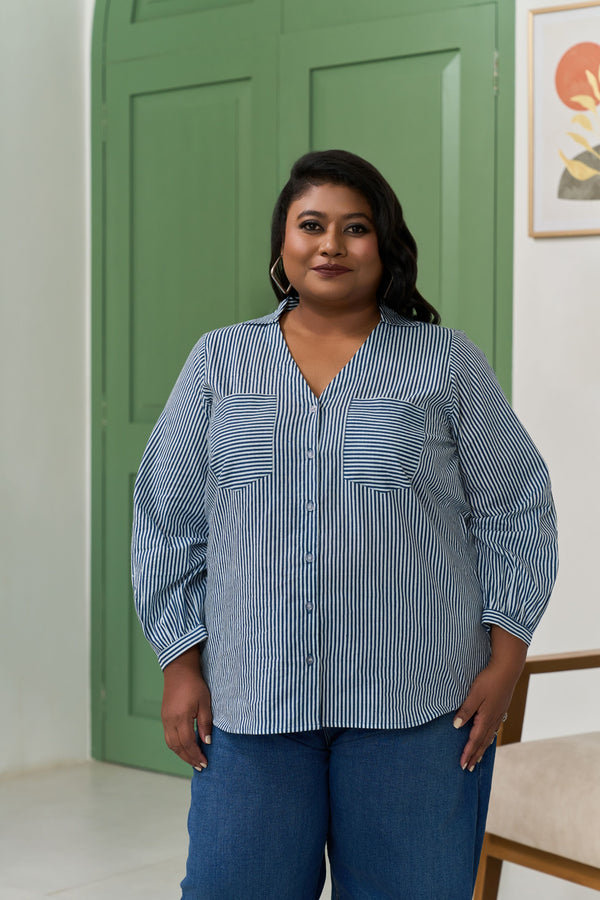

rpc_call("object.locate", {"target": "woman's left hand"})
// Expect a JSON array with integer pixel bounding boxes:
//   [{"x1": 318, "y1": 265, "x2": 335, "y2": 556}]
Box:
[{"x1": 453, "y1": 626, "x2": 528, "y2": 771}]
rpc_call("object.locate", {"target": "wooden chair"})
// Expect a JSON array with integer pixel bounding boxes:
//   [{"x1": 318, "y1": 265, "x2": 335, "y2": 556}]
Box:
[{"x1": 474, "y1": 649, "x2": 600, "y2": 899}]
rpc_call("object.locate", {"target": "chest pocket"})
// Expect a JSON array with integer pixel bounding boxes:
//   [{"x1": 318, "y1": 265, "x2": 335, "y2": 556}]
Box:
[
  {"x1": 209, "y1": 394, "x2": 277, "y2": 490},
  {"x1": 343, "y1": 398, "x2": 425, "y2": 491}
]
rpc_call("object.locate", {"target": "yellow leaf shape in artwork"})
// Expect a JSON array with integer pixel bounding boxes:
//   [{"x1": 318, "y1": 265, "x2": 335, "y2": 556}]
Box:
[
  {"x1": 570, "y1": 94, "x2": 597, "y2": 112},
  {"x1": 559, "y1": 150, "x2": 600, "y2": 180},
  {"x1": 586, "y1": 69, "x2": 600, "y2": 102},
  {"x1": 566, "y1": 131, "x2": 600, "y2": 159},
  {"x1": 572, "y1": 113, "x2": 593, "y2": 130}
]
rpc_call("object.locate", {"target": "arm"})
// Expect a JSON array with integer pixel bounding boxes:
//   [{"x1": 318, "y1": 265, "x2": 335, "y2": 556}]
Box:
[
  {"x1": 454, "y1": 626, "x2": 527, "y2": 771},
  {"x1": 131, "y1": 336, "x2": 213, "y2": 766},
  {"x1": 162, "y1": 646, "x2": 212, "y2": 770},
  {"x1": 449, "y1": 331, "x2": 558, "y2": 646},
  {"x1": 448, "y1": 332, "x2": 558, "y2": 769}
]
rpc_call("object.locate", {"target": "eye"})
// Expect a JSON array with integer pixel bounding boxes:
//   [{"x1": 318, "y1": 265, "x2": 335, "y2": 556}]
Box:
[
  {"x1": 345, "y1": 223, "x2": 369, "y2": 234},
  {"x1": 299, "y1": 220, "x2": 322, "y2": 232}
]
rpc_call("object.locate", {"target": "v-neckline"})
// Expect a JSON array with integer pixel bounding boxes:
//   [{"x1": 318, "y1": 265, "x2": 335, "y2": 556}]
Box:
[{"x1": 276, "y1": 315, "x2": 381, "y2": 401}]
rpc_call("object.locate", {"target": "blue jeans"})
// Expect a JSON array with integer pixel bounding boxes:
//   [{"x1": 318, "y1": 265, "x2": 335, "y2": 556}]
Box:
[{"x1": 180, "y1": 713, "x2": 495, "y2": 899}]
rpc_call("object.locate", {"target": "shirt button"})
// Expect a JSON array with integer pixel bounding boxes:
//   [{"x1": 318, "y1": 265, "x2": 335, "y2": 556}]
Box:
[
  {"x1": 306, "y1": 501, "x2": 315, "y2": 512},
  {"x1": 306, "y1": 655, "x2": 314, "y2": 665},
  {"x1": 307, "y1": 449, "x2": 315, "y2": 459},
  {"x1": 305, "y1": 602, "x2": 313, "y2": 612},
  {"x1": 310, "y1": 404, "x2": 318, "y2": 414},
  {"x1": 304, "y1": 552, "x2": 314, "y2": 563}
]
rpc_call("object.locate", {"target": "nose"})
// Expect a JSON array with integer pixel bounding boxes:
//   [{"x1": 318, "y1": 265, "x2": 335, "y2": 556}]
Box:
[{"x1": 319, "y1": 226, "x2": 346, "y2": 257}]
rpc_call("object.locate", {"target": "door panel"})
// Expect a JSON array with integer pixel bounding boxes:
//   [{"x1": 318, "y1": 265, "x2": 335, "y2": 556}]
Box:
[
  {"x1": 106, "y1": 0, "x2": 268, "y2": 62},
  {"x1": 130, "y1": 80, "x2": 251, "y2": 424},
  {"x1": 133, "y1": 0, "x2": 252, "y2": 22},
  {"x1": 282, "y1": 0, "x2": 481, "y2": 33},
  {"x1": 310, "y1": 50, "x2": 459, "y2": 328},
  {"x1": 280, "y1": 4, "x2": 496, "y2": 356}
]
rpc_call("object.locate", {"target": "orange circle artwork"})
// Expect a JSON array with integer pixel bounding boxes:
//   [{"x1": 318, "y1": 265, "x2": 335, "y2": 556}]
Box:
[{"x1": 555, "y1": 42, "x2": 600, "y2": 110}]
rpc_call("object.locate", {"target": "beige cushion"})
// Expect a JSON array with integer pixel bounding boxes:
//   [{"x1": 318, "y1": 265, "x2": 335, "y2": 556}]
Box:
[{"x1": 486, "y1": 732, "x2": 600, "y2": 868}]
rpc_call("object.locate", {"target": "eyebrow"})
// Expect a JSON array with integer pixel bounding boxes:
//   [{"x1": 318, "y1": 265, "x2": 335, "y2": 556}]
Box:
[{"x1": 296, "y1": 209, "x2": 373, "y2": 222}]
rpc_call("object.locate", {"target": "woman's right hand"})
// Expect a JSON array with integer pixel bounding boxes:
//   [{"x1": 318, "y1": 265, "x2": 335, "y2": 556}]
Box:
[{"x1": 161, "y1": 646, "x2": 213, "y2": 771}]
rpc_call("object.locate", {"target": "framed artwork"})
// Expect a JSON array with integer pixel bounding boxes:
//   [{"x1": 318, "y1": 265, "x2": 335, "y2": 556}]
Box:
[{"x1": 529, "y1": 1, "x2": 600, "y2": 236}]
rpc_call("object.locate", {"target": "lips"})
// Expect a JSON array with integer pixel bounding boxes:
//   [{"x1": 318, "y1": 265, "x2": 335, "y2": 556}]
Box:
[{"x1": 312, "y1": 265, "x2": 352, "y2": 276}]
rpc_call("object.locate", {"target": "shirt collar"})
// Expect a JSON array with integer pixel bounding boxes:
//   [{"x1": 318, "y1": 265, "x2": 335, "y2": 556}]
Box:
[{"x1": 251, "y1": 296, "x2": 416, "y2": 327}]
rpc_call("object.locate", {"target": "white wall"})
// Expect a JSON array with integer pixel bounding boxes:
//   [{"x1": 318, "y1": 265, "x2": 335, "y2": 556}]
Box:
[
  {"x1": 512, "y1": 0, "x2": 600, "y2": 737},
  {"x1": 0, "y1": 0, "x2": 95, "y2": 773},
  {"x1": 497, "y1": 1, "x2": 600, "y2": 898}
]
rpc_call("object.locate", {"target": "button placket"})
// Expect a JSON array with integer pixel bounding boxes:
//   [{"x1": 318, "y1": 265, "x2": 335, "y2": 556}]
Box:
[{"x1": 303, "y1": 397, "x2": 319, "y2": 675}]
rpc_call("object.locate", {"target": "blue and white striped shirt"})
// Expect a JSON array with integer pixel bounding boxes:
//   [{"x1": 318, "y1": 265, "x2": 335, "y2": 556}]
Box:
[{"x1": 132, "y1": 299, "x2": 558, "y2": 733}]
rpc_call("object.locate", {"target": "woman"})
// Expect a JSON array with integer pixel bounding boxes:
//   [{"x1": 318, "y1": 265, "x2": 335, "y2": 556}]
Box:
[{"x1": 132, "y1": 149, "x2": 558, "y2": 899}]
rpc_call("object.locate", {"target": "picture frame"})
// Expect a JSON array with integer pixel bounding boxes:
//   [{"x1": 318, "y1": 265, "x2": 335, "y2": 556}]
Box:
[{"x1": 529, "y1": 1, "x2": 600, "y2": 237}]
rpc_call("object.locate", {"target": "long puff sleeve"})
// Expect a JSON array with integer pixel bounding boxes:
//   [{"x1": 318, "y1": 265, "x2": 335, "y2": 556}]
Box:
[
  {"x1": 131, "y1": 336, "x2": 211, "y2": 668},
  {"x1": 449, "y1": 331, "x2": 558, "y2": 644}
]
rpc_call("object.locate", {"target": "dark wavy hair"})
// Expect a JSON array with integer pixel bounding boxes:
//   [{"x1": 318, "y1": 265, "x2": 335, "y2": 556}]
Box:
[{"x1": 270, "y1": 149, "x2": 440, "y2": 324}]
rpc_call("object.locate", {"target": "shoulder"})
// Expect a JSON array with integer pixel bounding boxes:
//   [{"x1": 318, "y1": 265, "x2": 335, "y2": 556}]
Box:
[
  {"x1": 174, "y1": 310, "x2": 279, "y2": 387},
  {"x1": 380, "y1": 308, "x2": 457, "y2": 359},
  {"x1": 446, "y1": 329, "x2": 496, "y2": 381},
  {"x1": 380, "y1": 307, "x2": 495, "y2": 369},
  {"x1": 189, "y1": 308, "x2": 279, "y2": 354}
]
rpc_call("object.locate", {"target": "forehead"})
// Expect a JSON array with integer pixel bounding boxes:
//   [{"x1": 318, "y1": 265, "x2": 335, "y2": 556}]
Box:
[{"x1": 287, "y1": 182, "x2": 372, "y2": 217}]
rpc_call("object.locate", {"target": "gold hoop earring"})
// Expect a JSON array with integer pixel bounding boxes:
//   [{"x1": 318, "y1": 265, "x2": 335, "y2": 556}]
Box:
[
  {"x1": 270, "y1": 257, "x2": 291, "y2": 295},
  {"x1": 383, "y1": 274, "x2": 393, "y2": 301}
]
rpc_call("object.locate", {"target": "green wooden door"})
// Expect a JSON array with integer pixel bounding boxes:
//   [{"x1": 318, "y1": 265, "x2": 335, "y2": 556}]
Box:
[
  {"x1": 279, "y1": 4, "x2": 497, "y2": 356},
  {"x1": 92, "y1": 0, "x2": 513, "y2": 775}
]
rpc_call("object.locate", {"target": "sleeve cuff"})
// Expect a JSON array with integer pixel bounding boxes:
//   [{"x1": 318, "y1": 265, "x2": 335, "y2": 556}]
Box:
[
  {"x1": 481, "y1": 609, "x2": 533, "y2": 646},
  {"x1": 157, "y1": 626, "x2": 208, "y2": 669}
]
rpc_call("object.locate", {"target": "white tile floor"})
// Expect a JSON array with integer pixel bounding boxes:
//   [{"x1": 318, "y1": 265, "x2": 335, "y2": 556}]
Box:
[
  {"x1": 0, "y1": 762, "x2": 596, "y2": 899},
  {"x1": 0, "y1": 761, "x2": 332, "y2": 899},
  {"x1": 0, "y1": 762, "x2": 190, "y2": 899}
]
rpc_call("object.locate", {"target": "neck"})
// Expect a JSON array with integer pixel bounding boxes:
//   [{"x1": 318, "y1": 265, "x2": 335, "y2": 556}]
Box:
[{"x1": 287, "y1": 295, "x2": 380, "y2": 337}]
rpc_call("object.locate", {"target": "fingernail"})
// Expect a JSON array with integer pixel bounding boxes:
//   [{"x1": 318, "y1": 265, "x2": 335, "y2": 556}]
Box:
[
  {"x1": 453, "y1": 717, "x2": 463, "y2": 729},
  {"x1": 477, "y1": 756, "x2": 483, "y2": 765},
  {"x1": 468, "y1": 764, "x2": 475, "y2": 772},
  {"x1": 194, "y1": 766, "x2": 203, "y2": 772},
  {"x1": 204, "y1": 735, "x2": 212, "y2": 745},
  {"x1": 461, "y1": 762, "x2": 467, "y2": 770}
]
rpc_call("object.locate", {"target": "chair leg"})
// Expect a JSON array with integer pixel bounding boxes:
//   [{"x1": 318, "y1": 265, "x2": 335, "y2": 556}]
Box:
[{"x1": 473, "y1": 835, "x2": 503, "y2": 900}]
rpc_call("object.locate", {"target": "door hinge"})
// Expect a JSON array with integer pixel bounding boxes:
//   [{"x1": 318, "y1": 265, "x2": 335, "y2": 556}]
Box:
[{"x1": 493, "y1": 50, "x2": 499, "y2": 95}]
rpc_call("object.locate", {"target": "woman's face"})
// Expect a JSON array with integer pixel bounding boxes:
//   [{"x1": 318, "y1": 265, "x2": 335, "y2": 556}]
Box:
[{"x1": 281, "y1": 183, "x2": 383, "y2": 309}]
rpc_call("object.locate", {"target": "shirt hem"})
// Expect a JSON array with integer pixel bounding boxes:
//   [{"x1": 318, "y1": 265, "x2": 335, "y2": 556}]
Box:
[{"x1": 210, "y1": 701, "x2": 467, "y2": 736}]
